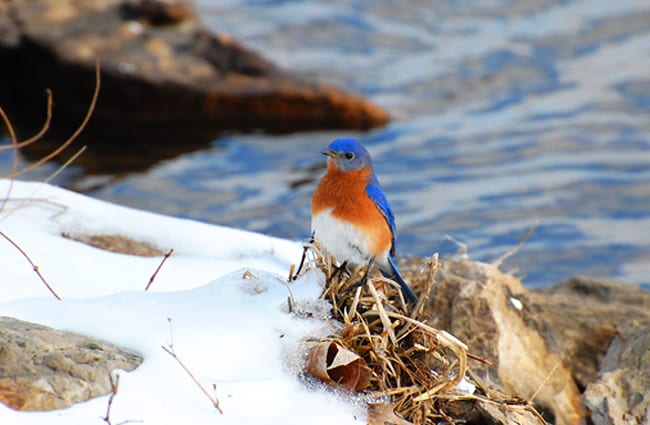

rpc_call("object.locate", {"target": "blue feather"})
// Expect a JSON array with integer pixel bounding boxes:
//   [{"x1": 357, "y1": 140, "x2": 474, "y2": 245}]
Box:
[
  {"x1": 366, "y1": 175, "x2": 418, "y2": 303},
  {"x1": 365, "y1": 176, "x2": 396, "y2": 256},
  {"x1": 384, "y1": 256, "x2": 418, "y2": 303}
]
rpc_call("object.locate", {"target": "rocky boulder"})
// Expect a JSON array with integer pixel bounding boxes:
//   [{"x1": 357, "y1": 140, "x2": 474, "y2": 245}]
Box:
[
  {"x1": 583, "y1": 323, "x2": 650, "y2": 425},
  {"x1": 530, "y1": 276, "x2": 650, "y2": 425},
  {"x1": 0, "y1": 0, "x2": 389, "y2": 145},
  {"x1": 402, "y1": 259, "x2": 650, "y2": 425},
  {"x1": 421, "y1": 260, "x2": 585, "y2": 425},
  {"x1": 529, "y1": 276, "x2": 650, "y2": 390},
  {"x1": 0, "y1": 316, "x2": 142, "y2": 411}
]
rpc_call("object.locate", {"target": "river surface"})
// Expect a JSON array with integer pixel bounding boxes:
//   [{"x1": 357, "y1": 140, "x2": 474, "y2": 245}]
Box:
[{"x1": 2, "y1": 0, "x2": 650, "y2": 288}]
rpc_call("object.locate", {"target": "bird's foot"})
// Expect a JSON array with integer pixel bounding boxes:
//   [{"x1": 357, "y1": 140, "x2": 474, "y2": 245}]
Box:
[{"x1": 330, "y1": 261, "x2": 349, "y2": 282}]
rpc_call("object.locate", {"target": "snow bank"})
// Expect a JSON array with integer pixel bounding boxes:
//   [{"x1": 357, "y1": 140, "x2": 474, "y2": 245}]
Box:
[{"x1": 0, "y1": 179, "x2": 361, "y2": 424}]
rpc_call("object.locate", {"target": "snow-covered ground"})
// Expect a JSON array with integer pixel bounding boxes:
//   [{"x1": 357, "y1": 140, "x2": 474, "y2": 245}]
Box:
[{"x1": 0, "y1": 179, "x2": 362, "y2": 424}]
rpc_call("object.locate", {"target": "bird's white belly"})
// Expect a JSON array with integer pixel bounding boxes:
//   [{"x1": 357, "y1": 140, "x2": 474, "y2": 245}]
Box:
[{"x1": 311, "y1": 210, "x2": 373, "y2": 265}]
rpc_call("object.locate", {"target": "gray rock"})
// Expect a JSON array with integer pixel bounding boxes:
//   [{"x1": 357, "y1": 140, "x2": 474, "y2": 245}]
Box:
[
  {"x1": 583, "y1": 323, "x2": 650, "y2": 425},
  {"x1": 0, "y1": 316, "x2": 142, "y2": 411},
  {"x1": 530, "y1": 276, "x2": 650, "y2": 390}
]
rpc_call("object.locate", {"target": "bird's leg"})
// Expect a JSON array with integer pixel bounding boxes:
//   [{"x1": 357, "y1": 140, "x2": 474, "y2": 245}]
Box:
[
  {"x1": 358, "y1": 260, "x2": 373, "y2": 286},
  {"x1": 339, "y1": 261, "x2": 373, "y2": 297},
  {"x1": 291, "y1": 233, "x2": 314, "y2": 281}
]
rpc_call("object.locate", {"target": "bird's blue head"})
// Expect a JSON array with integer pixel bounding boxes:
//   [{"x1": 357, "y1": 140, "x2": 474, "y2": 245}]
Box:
[{"x1": 322, "y1": 138, "x2": 373, "y2": 172}]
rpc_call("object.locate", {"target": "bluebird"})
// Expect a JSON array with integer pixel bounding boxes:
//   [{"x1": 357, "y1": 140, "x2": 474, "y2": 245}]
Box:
[{"x1": 311, "y1": 137, "x2": 418, "y2": 303}]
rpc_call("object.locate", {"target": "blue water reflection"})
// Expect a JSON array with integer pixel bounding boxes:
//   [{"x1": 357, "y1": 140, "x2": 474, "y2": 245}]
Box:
[{"x1": 3, "y1": 0, "x2": 649, "y2": 289}]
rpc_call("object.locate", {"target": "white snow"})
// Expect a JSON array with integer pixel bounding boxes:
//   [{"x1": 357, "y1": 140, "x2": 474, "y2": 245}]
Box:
[{"x1": 0, "y1": 179, "x2": 364, "y2": 424}]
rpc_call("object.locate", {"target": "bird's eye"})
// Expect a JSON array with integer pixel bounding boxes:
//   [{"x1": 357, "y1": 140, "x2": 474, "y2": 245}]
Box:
[{"x1": 344, "y1": 152, "x2": 355, "y2": 160}]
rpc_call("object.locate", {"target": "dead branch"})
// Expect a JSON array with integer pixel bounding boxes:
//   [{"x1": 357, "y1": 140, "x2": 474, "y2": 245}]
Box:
[
  {"x1": 15, "y1": 60, "x2": 101, "y2": 177},
  {"x1": 43, "y1": 145, "x2": 87, "y2": 185},
  {"x1": 101, "y1": 372, "x2": 143, "y2": 425},
  {"x1": 144, "y1": 248, "x2": 174, "y2": 290},
  {"x1": 367, "y1": 280, "x2": 398, "y2": 347},
  {"x1": 103, "y1": 372, "x2": 120, "y2": 424},
  {"x1": 529, "y1": 362, "x2": 559, "y2": 402},
  {"x1": 0, "y1": 97, "x2": 19, "y2": 212},
  {"x1": 0, "y1": 198, "x2": 69, "y2": 223},
  {"x1": 291, "y1": 233, "x2": 314, "y2": 281},
  {"x1": 0, "y1": 89, "x2": 53, "y2": 152},
  {"x1": 410, "y1": 253, "x2": 439, "y2": 320},
  {"x1": 0, "y1": 229, "x2": 61, "y2": 300},
  {"x1": 492, "y1": 221, "x2": 539, "y2": 267},
  {"x1": 162, "y1": 318, "x2": 224, "y2": 414},
  {"x1": 1, "y1": 61, "x2": 98, "y2": 216}
]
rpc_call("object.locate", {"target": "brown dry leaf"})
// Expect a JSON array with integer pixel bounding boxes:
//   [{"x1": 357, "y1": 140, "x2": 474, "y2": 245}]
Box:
[
  {"x1": 305, "y1": 341, "x2": 371, "y2": 391},
  {"x1": 368, "y1": 403, "x2": 413, "y2": 425}
]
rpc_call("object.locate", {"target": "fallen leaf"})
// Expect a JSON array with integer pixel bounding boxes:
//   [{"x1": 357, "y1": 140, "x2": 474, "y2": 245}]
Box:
[
  {"x1": 368, "y1": 403, "x2": 413, "y2": 425},
  {"x1": 305, "y1": 341, "x2": 371, "y2": 391}
]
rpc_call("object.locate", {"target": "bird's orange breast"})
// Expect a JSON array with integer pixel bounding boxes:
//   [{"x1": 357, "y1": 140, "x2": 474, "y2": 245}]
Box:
[{"x1": 312, "y1": 166, "x2": 392, "y2": 257}]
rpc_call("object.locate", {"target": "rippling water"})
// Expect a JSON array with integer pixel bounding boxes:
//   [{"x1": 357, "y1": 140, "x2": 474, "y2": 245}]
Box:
[{"x1": 3, "y1": 0, "x2": 650, "y2": 288}]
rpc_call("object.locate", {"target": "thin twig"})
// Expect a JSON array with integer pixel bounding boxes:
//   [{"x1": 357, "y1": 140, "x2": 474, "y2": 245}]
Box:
[
  {"x1": 0, "y1": 89, "x2": 53, "y2": 152},
  {"x1": 283, "y1": 280, "x2": 296, "y2": 313},
  {"x1": 0, "y1": 65, "x2": 93, "y2": 214},
  {"x1": 0, "y1": 229, "x2": 61, "y2": 300},
  {"x1": 291, "y1": 233, "x2": 314, "y2": 281},
  {"x1": 162, "y1": 318, "x2": 224, "y2": 414},
  {"x1": 529, "y1": 362, "x2": 559, "y2": 402},
  {"x1": 429, "y1": 392, "x2": 544, "y2": 420},
  {"x1": 443, "y1": 235, "x2": 468, "y2": 259},
  {"x1": 492, "y1": 221, "x2": 539, "y2": 267},
  {"x1": 344, "y1": 286, "x2": 362, "y2": 325},
  {"x1": 0, "y1": 198, "x2": 69, "y2": 224},
  {"x1": 412, "y1": 253, "x2": 439, "y2": 320},
  {"x1": 467, "y1": 352, "x2": 492, "y2": 366},
  {"x1": 43, "y1": 145, "x2": 87, "y2": 185},
  {"x1": 0, "y1": 105, "x2": 18, "y2": 164},
  {"x1": 367, "y1": 280, "x2": 398, "y2": 347},
  {"x1": 144, "y1": 248, "x2": 174, "y2": 290},
  {"x1": 161, "y1": 345, "x2": 224, "y2": 414},
  {"x1": 103, "y1": 373, "x2": 120, "y2": 424},
  {"x1": 0, "y1": 102, "x2": 19, "y2": 213},
  {"x1": 384, "y1": 311, "x2": 468, "y2": 398},
  {"x1": 15, "y1": 60, "x2": 101, "y2": 177},
  {"x1": 291, "y1": 245, "x2": 308, "y2": 281}
]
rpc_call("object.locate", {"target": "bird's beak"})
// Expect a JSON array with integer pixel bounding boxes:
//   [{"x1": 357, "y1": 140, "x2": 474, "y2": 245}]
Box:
[{"x1": 321, "y1": 149, "x2": 338, "y2": 159}]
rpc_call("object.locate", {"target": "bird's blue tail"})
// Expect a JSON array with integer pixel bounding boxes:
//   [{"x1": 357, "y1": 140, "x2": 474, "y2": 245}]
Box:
[{"x1": 382, "y1": 256, "x2": 418, "y2": 303}]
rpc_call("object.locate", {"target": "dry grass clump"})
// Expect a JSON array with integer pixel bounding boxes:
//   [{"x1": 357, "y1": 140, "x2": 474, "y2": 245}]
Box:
[
  {"x1": 296, "y1": 245, "x2": 545, "y2": 424},
  {"x1": 61, "y1": 233, "x2": 166, "y2": 257}
]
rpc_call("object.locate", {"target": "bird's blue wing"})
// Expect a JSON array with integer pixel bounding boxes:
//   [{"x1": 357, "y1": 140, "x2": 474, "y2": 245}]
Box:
[
  {"x1": 365, "y1": 177, "x2": 397, "y2": 256},
  {"x1": 367, "y1": 175, "x2": 418, "y2": 303}
]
